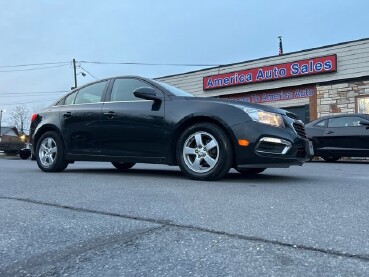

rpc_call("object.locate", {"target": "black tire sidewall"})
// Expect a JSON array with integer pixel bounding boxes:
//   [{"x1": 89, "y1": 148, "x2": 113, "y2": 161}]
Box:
[
  {"x1": 322, "y1": 156, "x2": 340, "y2": 162},
  {"x1": 111, "y1": 162, "x2": 136, "y2": 170},
  {"x1": 19, "y1": 150, "x2": 31, "y2": 160},
  {"x1": 36, "y1": 131, "x2": 68, "y2": 172},
  {"x1": 176, "y1": 123, "x2": 232, "y2": 181},
  {"x1": 237, "y1": 168, "x2": 266, "y2": 175}
]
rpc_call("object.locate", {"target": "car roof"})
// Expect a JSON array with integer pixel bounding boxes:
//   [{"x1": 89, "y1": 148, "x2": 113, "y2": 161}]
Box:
[
  {"x1": 70, "y1": 75, "x2": 153, "y2": 92},
  {"x1": 307, "y1": 113, "x2": 369, "y2": 126}
]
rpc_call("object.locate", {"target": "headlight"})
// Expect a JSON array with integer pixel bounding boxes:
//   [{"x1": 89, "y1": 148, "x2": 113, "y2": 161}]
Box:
[{"x1": 243, "y1": 108, "x2": 285, "y2": 128}]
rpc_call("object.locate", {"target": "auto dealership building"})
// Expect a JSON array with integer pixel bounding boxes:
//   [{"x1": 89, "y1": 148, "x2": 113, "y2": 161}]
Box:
[{"x1": 157, "y1": 38, "x2": 369, "y2": 123}]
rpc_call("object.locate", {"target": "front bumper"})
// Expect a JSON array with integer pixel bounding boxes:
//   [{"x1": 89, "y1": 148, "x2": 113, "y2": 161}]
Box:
[{"x1": 230, "y1": 121, "x2": 313, "y2": 169}]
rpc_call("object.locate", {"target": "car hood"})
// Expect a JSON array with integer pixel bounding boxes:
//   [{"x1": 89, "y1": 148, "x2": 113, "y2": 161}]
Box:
[{"x1": 180, "y1": 96, "x2": 290, "y2": 116}]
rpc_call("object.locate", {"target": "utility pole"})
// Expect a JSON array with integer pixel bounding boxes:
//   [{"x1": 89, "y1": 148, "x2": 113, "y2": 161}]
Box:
[
  {"x1": 0, "y1": 110, "x2": 4, "y2": 141},
  {"x1": 72, "y1": 59, "x2": 77, "y2": 90}
]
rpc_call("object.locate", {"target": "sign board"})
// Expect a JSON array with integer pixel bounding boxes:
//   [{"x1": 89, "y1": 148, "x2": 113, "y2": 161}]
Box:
[
  {"x1": 203, "y1": 55, "x2": 337, "y2": 90},
  {"x1": 221, "y1": 85, "x2": 315, "y2": 104}
]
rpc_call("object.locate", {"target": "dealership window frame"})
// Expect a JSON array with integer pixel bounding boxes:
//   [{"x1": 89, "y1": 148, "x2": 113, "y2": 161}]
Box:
[{"x1": 355, "y1": 95, "x2": 369, "y2": 114}]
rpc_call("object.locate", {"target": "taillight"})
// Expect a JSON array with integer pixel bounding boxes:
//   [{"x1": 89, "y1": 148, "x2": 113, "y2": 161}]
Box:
[{"x1": 31, "y1": 113, "x2": 38, "y2": 122}]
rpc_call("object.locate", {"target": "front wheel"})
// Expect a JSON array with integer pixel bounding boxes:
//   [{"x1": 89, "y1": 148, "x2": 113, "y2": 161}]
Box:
[
  {"x1": 36, "y1": 131, "x2": 68, "y2": 172},
  {"x1": 237, "y1": 168, "x2": 266, "y2": 175},
  {"x1": 176, "y1": 123, "x2": 233, "y2": 181},
  {"x1": 111, "y1": 162, "x2": 135, "y2": 170}
]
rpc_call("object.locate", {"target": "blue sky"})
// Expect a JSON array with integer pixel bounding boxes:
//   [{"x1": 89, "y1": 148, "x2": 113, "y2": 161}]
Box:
[{"x1": 1, "y1": 0, "x2": 369, "y2": 123}]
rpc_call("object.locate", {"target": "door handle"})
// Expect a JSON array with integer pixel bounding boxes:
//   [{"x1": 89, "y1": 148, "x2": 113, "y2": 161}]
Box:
[
  {"x1": 104, "y1": 111, "x2": 115, "y2": 118},
  {"x1": 325, "y1": 130, "x2": 334, "y2": 134},
  {"x1": 63, "y1": 112, "x2": 72, "y2": 118}
]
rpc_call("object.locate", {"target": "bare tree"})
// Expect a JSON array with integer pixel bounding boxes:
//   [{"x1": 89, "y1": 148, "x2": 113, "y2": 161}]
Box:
[
  {"x1": 32, "y1": 104, "x2": 46, "y2": 114},
  {"x1": 7, "y1": 105, "x2": 31, "y2": 135}
]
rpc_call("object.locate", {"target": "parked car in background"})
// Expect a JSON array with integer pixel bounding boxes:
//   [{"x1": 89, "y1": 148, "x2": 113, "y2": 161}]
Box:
[
  {"x1": 29, "y1": 76, "x2": 312, "y2": 181},
  {"x1": 305, "y1": 114, "x2": 369, "y2": 161},
  {"x1": 0, "y1": 126, "x2": 25, "y2": 155}
]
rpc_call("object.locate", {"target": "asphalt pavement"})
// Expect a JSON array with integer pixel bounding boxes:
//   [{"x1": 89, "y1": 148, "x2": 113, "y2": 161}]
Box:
[{"x1": 0, "y1": 158, "x2": 368, "y2": 276}]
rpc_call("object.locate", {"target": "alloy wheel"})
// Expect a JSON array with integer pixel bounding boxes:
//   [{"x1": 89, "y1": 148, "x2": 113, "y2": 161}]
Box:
[
  {"x1": 38, "y1": 137, "x2": 57, "y2": 167},
  {"x1": 182, "y1": 131, "x2": 219, "y2": 173}
]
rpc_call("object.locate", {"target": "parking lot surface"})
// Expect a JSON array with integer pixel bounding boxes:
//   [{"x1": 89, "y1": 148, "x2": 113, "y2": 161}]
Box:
[{"x1": 0, "y1": 158, "x2": 368, "y2": 276}]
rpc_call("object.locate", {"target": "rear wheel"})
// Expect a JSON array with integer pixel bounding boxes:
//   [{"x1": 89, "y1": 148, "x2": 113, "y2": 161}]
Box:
[
  {"x1": 322, "y1": 156, "x2": 340, "y2": 162},
  {"x1": 111, "y1": 162, "x2": 135, "y2": 170},
  {"x1": 176, "y1": 123, "x2": 233, "y2": 181},
  {"x1": 237, "y1": 168, "x2": 266, "y2": 175},
  {"x1": 36, "y1": 131, "x2": 68, "y2": 172}
]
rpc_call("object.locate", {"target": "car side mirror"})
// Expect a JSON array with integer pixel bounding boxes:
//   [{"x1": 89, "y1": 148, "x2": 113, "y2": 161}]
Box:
[
  {"x1": 359, "y1": 120, "x2": 369, "y2": 127},
  {"x1": 133, "y1": 87, "x2": 161, "y2": 102}
]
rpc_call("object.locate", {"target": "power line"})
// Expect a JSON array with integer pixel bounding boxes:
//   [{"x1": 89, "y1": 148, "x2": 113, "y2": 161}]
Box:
[
  {"x1": 0, "y1": 98, "x2": 57, "y2": 106},
  {"x1": 0, "y1": 60, "x2": 219, "y2": 72},
  {"x1": 0, "y1": 61, "x2": 69, "y2": 69},
  {"x1": 80, "y1": 61, "x2": 220, "y2": 67},
  {"x1": 80, "y1": 65, "x2": 98, "y2": 80},
  {"x1": 0, "y1": 64, "x2": 69, "y2": 73},
  {"x1": 0, "y1": 90, "x2": 68, "y2": 96}
]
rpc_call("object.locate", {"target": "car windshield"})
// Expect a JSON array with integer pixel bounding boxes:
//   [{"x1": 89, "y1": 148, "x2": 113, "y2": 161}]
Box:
[{"x1": 154, "y1": 80, "x2": 194, "y2": 97}]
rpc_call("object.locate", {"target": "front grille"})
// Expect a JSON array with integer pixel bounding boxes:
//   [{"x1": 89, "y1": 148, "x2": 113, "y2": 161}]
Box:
[
  {"x1": 286, "y1": 112, "x2": 298, "y2": 120},
  {"x1": 293, "y1": 122, "x2": 307, "y2": 139}
]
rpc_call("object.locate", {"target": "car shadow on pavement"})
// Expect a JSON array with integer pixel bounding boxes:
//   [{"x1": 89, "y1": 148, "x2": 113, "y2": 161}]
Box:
[
  {"x1": 63, "y1": 167, "x2": 185, "y2": 179},
  {"x1": 309, "y1": 160, "x2": 369, "y2": 164},
  {"x1": 224, "y1": 172, "x2": 310, "y2": 184},
  {"x1": 62, "y1": 167, "x2": 311, "y2": 184}
]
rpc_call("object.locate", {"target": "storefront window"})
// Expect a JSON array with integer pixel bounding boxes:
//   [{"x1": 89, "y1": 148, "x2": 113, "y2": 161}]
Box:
[{"x1": 357, "y1": 96, "x2": 369, "y2": 114}]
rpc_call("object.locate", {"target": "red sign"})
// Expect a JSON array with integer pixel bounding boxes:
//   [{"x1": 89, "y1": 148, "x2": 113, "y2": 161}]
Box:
[
  {"x1": 203, "y1": 54, "x2": 337, "y2": 90},
  {"x1": 221, "y1": 85, "x2": 315, "y2": 104}
]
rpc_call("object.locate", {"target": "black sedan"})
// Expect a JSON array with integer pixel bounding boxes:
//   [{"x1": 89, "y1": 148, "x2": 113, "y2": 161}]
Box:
[
  {"x1": 305, "y1": 113, "x2": 369, "y2": 162},
  {"x1": 29, "y1": 76, "x2": 312, "y2": 180}
]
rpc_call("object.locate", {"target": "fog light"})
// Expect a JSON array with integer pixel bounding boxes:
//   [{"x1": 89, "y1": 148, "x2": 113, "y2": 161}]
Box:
[
  {"x1": 260, "y1": 137, "x2": 284, "y2": 144},
  {"x1": 255, "y1": 137, "x2": 292, "y2": 155}
]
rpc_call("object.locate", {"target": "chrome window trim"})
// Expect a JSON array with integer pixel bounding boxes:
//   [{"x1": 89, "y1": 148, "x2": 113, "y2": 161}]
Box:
[
  {"x1": 104, "y1": 100, "x2": 152, "y2": 103},
  {"x1": 53, "y1": 99, "x2": 152, "y2": 107}
]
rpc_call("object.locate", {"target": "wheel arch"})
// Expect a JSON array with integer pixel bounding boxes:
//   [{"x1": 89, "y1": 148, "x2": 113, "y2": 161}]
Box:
[
  {"x1": 33, "y1": 125, "x2": 65, "y2": 153},
  {"x1": 170, "y1": 116, "x2": 237, "y2": 167}
]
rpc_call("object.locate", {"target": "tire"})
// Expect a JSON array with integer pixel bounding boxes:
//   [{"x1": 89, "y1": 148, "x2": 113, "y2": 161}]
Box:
[
  {"x1": 176, "y1": 123, "x2": 233, "y2": 181},
  {"x1": 36, "y1": 131, "x2": 68, "y2": 172},
  {"x1": 322, "y1": 156, "x2": 340, "y2": 162},
  {"x1": 237, "y1": 168, "x2": 266, "y2": 175},
  {"x1": 19, "y1": 149, "x2": 31, "y2": 160},
  {"x1": 111, "y1": 162, "x2": 135, "y2": 170}
]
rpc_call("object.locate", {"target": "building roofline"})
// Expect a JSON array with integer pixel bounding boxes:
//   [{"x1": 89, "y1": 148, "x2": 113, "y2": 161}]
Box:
[
  {"x1": 155, "y1": 37, "x2": 369, "y2": 79},
  {"x1": 0, "y1": 126, "x2": 19, "y2": 136}
]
